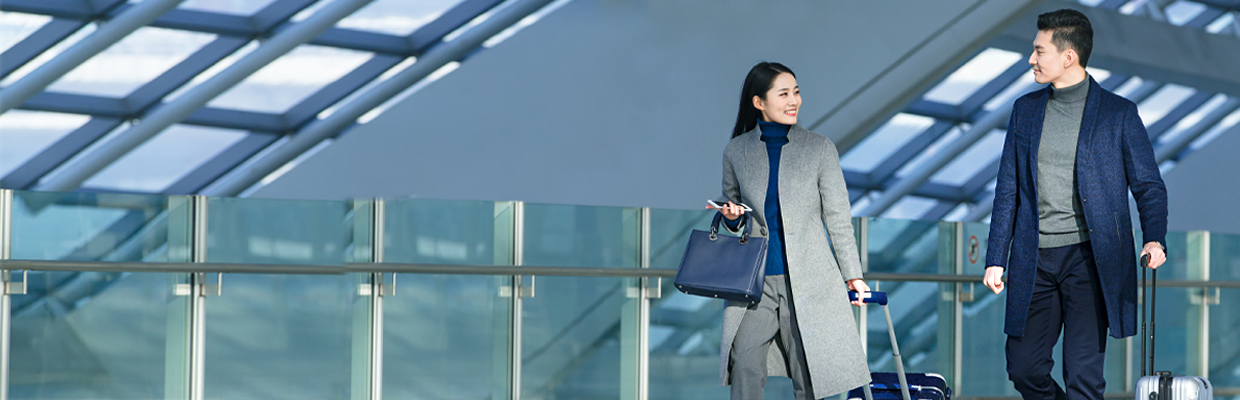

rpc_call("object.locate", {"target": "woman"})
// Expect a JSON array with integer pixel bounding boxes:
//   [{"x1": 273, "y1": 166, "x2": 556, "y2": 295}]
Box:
[{"x1": 714, "y1": 62, "x2": 871, "y2": 399}]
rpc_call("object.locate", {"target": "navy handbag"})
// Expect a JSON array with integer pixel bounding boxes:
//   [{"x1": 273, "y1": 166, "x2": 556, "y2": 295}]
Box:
[{"x1": 673, "y1": 212, "x2": 768, "y2": 304}]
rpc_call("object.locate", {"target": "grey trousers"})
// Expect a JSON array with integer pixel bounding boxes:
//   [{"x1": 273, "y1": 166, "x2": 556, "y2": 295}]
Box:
[{"x1": 731, "y1": 274, "x2": 814, "y2": 400}]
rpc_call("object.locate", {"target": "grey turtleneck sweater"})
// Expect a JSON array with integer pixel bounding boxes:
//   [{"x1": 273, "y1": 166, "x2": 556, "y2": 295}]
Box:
[{"x1": 1037, "y1": 76, "x2": 1091, "y2": 248}]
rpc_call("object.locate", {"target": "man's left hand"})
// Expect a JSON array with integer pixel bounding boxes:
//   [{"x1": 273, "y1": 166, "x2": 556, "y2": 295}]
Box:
[{"x1": 1141, "y1": 242, "x2": 1166, "y2": 269}]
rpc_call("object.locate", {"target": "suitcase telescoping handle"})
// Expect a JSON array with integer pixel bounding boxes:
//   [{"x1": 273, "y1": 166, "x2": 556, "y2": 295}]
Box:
[
  {"x1": 850, "y1": 291, "x2": 913, "y2": 400},
  {"x1": 1140, "y1": 254, "x2": 1156, "y2": 378}
]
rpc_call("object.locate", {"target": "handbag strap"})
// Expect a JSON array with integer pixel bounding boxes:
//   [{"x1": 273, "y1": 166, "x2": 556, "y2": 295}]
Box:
[{"x1": 710, "y1": 211, "x2": 753, "y2": 239}]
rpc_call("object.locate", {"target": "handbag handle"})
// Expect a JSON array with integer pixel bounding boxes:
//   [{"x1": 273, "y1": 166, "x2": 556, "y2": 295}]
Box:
[{"x1": 710, "y1": 212, "x2": 754, "y2": 242}]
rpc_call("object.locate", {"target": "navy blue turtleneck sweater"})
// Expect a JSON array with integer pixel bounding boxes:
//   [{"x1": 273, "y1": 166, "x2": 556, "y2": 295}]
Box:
[
  {"x1": 757, "y1": 120, "x2": 790, "y2": 276},
  {"x1": 725, "y1": 120, "x2": 790, "y2": 276}
]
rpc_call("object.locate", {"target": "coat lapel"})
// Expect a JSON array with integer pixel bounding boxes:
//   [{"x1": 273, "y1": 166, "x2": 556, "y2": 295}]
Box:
[
  {"x1": 1027, "y1": 85, "x2": 1051, "y2": 180},
  {"x1": 1075, "y1": 77, "x2": 1103, "y2": 175},
  {"x1": 740, "y1": 127, "x2": 768, "y2": 222}
]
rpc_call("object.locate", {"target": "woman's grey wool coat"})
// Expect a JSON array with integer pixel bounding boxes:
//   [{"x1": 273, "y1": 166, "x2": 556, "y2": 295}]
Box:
[{"x1": 717, "y1": 124, "x2": 871, "y2": 396}]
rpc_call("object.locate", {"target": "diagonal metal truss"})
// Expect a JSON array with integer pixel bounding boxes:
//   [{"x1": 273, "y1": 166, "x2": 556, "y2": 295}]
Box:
[{"x1": 0, "y1": 0, "x2": 551, "y2": 195}]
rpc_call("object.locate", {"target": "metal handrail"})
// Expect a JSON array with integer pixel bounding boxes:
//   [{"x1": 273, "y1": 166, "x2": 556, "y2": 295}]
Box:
[
  {"x1": 4, "y1": 259, "x2": 1240, "y2": 288},
  {"x1": 960, "y1": 387, "x2": 1240, "y2": 400},
  {"x1": 355, "y1": 263, "x2": 675, "y2": 277},
  {"x1": 0, "y1": 260, "x2": 343, "y2": 275},
  {"x1": 864, "y1": 272, "x2": 1240, "y2": 288}
]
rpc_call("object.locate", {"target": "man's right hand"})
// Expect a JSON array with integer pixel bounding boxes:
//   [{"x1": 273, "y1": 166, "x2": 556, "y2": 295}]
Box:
[{"x1": 984, "y1": 266, "x2": 1005, "y2": 294}]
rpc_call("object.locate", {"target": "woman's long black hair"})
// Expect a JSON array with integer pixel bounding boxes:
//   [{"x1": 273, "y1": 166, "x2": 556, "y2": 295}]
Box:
[{"x1": 732, "y1": 62, "x2": 796, "y2": 138}]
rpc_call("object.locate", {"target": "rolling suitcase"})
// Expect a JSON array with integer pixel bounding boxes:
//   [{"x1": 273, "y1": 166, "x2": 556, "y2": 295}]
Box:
[
  {"x1": 1134, "y1": 255, "x2": 1213, "y2": 400},
  {"x1": 845, "y1": 291, "x2": 952, "y2": 400}
]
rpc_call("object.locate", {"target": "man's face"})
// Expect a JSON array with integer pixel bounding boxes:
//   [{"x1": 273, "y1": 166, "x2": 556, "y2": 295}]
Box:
[{"x1": 1030, "y1": 30, "x2": 1069, "y2": 85}]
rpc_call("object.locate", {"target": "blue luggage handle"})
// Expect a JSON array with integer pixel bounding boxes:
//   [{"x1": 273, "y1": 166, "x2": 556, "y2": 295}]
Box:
[
  {"x1": 848, "y1": 291, "x2": 888, "y2": 306},
  {"x1": 848, "y1": 290, "x2": 912, "y2": 400}
]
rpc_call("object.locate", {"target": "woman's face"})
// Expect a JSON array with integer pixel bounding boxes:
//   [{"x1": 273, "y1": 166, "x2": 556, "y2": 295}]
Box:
[{"x1": 753, "y1": 72, "x2": 800, "y2": 125}]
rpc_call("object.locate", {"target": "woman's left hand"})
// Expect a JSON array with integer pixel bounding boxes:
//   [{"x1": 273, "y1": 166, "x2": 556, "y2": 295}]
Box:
[{"x1": 847, "y1": 279, "x2": 870, "y2": 307}]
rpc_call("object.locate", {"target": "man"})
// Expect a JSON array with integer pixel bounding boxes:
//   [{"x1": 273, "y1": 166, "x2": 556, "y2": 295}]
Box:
[{"x1": 983, "y1": 8, "x2": 1168, "y2": 400}]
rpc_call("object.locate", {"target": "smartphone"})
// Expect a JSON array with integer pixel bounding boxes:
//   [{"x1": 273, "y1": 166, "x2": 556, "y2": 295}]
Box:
[{"x1": 707, "y1": 200, "x2": 752, "y2": 212}]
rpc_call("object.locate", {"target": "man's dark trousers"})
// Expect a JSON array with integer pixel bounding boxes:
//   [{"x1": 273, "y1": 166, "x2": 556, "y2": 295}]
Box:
[{"x1": 1006, "y1": 242, "x2": 1108, "y2": 400}]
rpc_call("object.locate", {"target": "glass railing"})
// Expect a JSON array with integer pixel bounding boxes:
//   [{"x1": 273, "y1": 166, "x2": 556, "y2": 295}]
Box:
[{"x1": 1, "y1": 189, "x2": 1237, "y2": 400}]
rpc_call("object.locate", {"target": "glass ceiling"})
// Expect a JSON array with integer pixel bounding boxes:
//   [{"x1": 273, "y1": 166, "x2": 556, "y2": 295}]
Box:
[
  {"x1": 842, "y1": 0, "x2": 1240, "y2": 222},
  {"x1": 0, "y1": 0, "x2": 1237, "y2": 208},
  {"x1": 0, "y1": 0, "x2": 559, "y2": 195}
]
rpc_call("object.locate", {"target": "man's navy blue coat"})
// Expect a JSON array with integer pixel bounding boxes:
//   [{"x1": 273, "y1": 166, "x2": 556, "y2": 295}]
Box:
[{"x1": 986, "y1": 77, "x2": 1168, "y2": 339}]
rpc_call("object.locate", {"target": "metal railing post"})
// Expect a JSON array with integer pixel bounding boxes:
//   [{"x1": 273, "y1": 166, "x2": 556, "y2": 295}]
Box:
[
  {"x1": 188, "y1": 195, "x2": 209, "y2": 400},
  {"x1": 638, "y1": 207, "x2": 652, "y2": 400},
  {"x1": 1, "y1": 189, "x2": 13, "y2": 400},
  {"x1": 369, "y1": 199, "x2": 385, "y2": 400},
  {"x1": 510, "y1": 201, "x2": 524, "y2": 400}
]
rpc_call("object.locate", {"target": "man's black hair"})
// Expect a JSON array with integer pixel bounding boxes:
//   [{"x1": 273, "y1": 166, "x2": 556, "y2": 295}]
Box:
[{"x1": 1037, "y1": 9, "x2": 1093, "y2": 68}]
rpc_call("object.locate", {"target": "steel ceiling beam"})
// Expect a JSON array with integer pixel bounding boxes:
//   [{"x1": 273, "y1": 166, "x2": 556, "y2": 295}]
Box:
[
  {"x1": 36, "y1": 0, "x2": 375, "y2": 192},
  {"x1": 0, "y1": 0, "x2": 184, "y2": 114}
]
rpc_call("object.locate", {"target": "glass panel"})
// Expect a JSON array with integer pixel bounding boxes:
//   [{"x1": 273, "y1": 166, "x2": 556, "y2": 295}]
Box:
[
  {"x1": 10, "y1": 190, "x2": 172, "y2": 261},
  {"x1": 881, "y1": 196, "x2": 940, "y2": 220},
  {"x1": 1137, "y1": 84, "x2": 1197, "y2": 126},
  {"x1": 1113, "y1": 76, "x2": 1149, "y2": 99},
  {"x1": 958, "y1": 221, "x2": 1013, "y2": 396},
  {"x1": 647, "y1": 208, "x2": 712, "y2": 270},
  {"x1": 0, "y1": 23, "x2": 94, "y2": 86},
  {"x1": 895, "y1": 126, "x2": 963, "y2": 179},
  {"x1": 379, "y1": 199, "x2": 513, "y2": 399},
  {"x1": 206, "y1": 45, "x2": 372, "y2": 113},
  {"x1": 520, "y1": 276, "x2": 634, "y2": 399},
  {"x1": 1157, "y1": 94, "x2": 1229, "y2": 146},
  {"x1": 867, "y1": 217, "x2": 941, "y2": 274},
  {"x1": 1211, "y1": 233, "x2": 1240, "y2": 281},
  {"x1": 9, "y1": 272, "x2": 191, "y2": 399},
  {"x1": 929, "y1": 129, "x2": 1005, "y2": 186},
  {"x1": 383, "y1": 199, "x2": 508, "y2": 265},
  {"x1": 202, "y1": 197, "x2": 356, "y2": 398},
  {"x1": 841, "y1": 114, "x2": 936, "y2": 173},
  {"x1": 521, "y1": 203, "x2": 639, "y2": 268},
  {"x1": 163, "y1": 40, "x2": 258, "y2": 103},
  {"x1": 9, "y1": 190, "x2": 189, "y2": 399},
  {"x1": 46, "y1": 27, "x2": 216, "y2": 98},
  {"x1": 0, "y1": 12, "x2": 52, "y2": 53},
  {"x1": 862, "y1": 219, "x2": 952, "y2": 392},
  {"x1": 982, "y1": 68, "x2": 1036, "y2": 111},
  {"x1": 922, "y1": 49, "x2": 1024, "y2": 106},
  {"x1": 81, "y1": 125, "x2": 248, "y2": 193},
  {"x1": 178, "y1": 0, "x2": 278, "y2": 15},
  {"x1": 1210, "y1": 288, "x2": 1240, "y2": 388},
  {"x1": 1184, "y1": 101, "x2": 1240, "y2": 154},
  {"x1": 861, "y1": 280, "x2": 953, "y2": 383},
  {"x1": 1208, "y1": 233, "x2": 1240, "y2": 387},
  {"x1": 0, "y1": 110, "x2": 91, "y2": 178},
  {"x1": 1166, "y1": 1, "x2": 1209, "y2": 26},
  {"x1": 336, "y1": 0, "x2": 466, "y2": 36},
  {"x1": 521, "y1": 204, "x2": 639, "y2": 398},
  {"x1": 647, "y1": 208, "x2": 721, "y2": 398}
]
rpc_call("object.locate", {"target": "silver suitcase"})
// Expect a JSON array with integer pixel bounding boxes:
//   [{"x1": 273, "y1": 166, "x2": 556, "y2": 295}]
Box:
[
  {"x1": 1135, "y1": 373, "x2": 1211, "y2": 400},
  {"x1": 1134, "y1": 256, "x2": 1213, "y2": 400}
]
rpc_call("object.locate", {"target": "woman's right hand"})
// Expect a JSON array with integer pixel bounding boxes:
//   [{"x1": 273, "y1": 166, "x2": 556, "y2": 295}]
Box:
[{"x1": 717, "y1": 201, "x2": 746, "y2": 221}]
